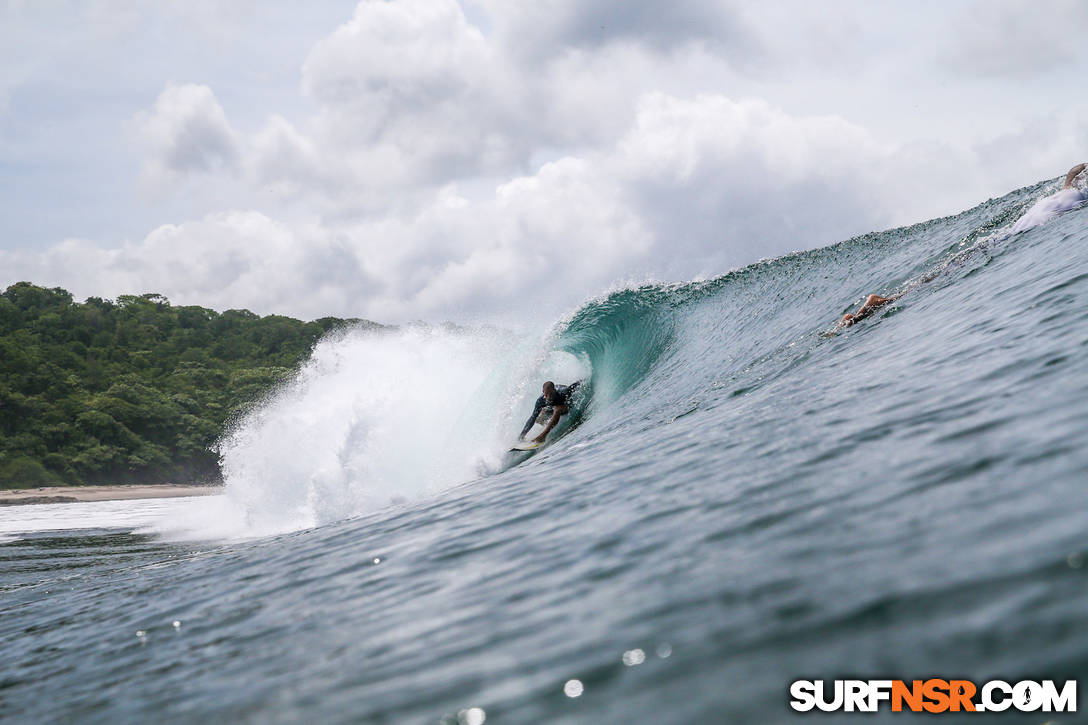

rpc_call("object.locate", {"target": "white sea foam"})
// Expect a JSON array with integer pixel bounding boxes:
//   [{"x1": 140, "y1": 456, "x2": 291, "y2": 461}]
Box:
[
  {"x1": 1009, "y1": 187, "x2": 1088, "y2": 234},
  {"x1": 0, "y1": 497, "x2": 216, "y2": 541},
  {"x1": 156, "y1": 323, "x2": 587, "y2": 540}
]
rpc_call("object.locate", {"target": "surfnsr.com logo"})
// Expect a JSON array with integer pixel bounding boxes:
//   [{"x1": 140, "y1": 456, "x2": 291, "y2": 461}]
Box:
[{"x1": 789, "y1": 679, "x2": 1077, "y2": 713}]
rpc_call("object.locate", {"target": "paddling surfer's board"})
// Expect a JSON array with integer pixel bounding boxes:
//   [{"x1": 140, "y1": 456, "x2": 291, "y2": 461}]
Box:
[{"x1": 510, "y1": 440, "x2": 544, "y2": 451}]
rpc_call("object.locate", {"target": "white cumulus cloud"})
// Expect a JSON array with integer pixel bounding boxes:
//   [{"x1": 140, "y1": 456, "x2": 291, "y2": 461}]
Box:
[
  {"x1": 131, "y1": 83, "x2": 238, "y2": 187},
  {"x1": 941, "y1": 0, "x2": 1088, "y2": 78},
  {"x1": 7, "y1": 90, "x2": 961, "y2": 324},
  {"x1": 297, "y1": 0, "x2": 525, "y2": 187},
  {"x1": 4, "y1": 0, "x2": 1088, "y2": 326}
]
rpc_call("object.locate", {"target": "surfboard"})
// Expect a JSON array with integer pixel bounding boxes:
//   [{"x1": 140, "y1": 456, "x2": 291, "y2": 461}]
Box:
[{"x1": 510, "y1": 440, "x2": 544, "y2": 452}]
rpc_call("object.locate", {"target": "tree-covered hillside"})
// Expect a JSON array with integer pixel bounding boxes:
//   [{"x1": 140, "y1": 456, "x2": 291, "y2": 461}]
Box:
[{"x1": 0, "y1": 282, "x2": 379, "y2": 488}]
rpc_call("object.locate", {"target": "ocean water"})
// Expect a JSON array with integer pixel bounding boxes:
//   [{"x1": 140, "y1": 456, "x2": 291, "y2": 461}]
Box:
[{"x1": 3, "y1": 178, "x2": 1088, "y2": 723}]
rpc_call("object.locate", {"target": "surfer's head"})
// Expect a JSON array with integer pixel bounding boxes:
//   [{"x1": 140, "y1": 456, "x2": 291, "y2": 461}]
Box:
[{"x1": 542, "y1": 381, "x2": 557, "y2": 402}]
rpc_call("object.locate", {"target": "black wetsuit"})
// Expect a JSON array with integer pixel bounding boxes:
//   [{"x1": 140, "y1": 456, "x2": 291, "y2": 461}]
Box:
[{"x1": 520, "y1": 382, "x2": 580, "y2": 439}]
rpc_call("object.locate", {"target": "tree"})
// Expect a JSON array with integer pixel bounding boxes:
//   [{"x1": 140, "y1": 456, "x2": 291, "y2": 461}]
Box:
[{"x1": 0, "y1": 282, "x2": 384, "y2": 488}]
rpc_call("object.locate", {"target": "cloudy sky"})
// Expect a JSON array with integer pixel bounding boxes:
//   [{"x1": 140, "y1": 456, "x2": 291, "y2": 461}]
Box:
[{"x1": 2, "y1": 0, "x2": 1086, "y2": 324}]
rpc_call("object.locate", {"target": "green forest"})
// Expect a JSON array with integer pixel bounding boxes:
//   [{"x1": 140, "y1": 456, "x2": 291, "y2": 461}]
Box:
[{"x1": 0, "y1": 282, "x2": 378, "y2": 489}]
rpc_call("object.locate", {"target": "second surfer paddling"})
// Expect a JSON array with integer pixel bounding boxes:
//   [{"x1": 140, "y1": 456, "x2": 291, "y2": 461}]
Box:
[
  {"x1": 834, "y1": 293, "x2": 902, "y2": 331},
  {"x1": 829, "y1": 162, "x2": 1087, "y2": 334}
]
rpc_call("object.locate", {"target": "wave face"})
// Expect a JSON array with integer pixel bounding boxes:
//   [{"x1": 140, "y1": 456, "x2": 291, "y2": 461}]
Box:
[{"x1": 7, "y1": 177, "x2": 1088, "y2": 723}]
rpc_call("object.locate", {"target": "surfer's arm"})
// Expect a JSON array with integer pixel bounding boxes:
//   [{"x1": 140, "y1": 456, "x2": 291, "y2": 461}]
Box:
[
  {"x1": 532, "y1": 404, "x2": 568, "y2": 443},
  {"x1": 849, "y1": 293, "x2": 897, "y2": 322},
  {"x1": 831, "y1": 293, "x2": 901, "y2": 332},
  {"x1": 520, "y1": 397, "x2": 544, "y2": 439}
]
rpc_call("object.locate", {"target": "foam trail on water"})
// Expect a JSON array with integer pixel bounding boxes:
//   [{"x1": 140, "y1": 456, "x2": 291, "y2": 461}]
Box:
[
  {"x1": 1009, "y1": 187, "x2": 1088, "y2": 234},
  {"x1": 160, "y1": 323, "x2": 586, "y2": 539}
]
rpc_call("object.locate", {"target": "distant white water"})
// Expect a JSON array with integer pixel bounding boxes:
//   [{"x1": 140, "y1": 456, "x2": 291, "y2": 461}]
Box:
[{"x1": 1, "y1": 497, "x2": 214, "y2": 541}]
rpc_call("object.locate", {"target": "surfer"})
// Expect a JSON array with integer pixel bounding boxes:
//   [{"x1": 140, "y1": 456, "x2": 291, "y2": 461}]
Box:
[
  {"x1": 835, "y1": 293, "x2": 902, "y2": 330},
  {"x1": 520, "y1": 381, "x2": 580, "y2": 444}
]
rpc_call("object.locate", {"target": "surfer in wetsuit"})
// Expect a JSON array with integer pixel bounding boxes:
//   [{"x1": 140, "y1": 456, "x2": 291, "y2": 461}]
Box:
[
  {"x1": 520, "y1": 381, "x2": 580, "y2": 443},
  {"x1": 830, "y1": 162, "x2": 1087, "y2": 333}
]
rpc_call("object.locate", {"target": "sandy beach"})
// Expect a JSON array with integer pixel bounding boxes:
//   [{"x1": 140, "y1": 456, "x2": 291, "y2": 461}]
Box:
[{"x1": 0, "y1": 484, "x2": 223, "y2": 506}]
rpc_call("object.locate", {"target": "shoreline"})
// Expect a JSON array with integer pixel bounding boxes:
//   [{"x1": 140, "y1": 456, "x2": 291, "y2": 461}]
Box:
[{"x1": 0, "y1": 484, "x2": 223, "y2": 506}]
